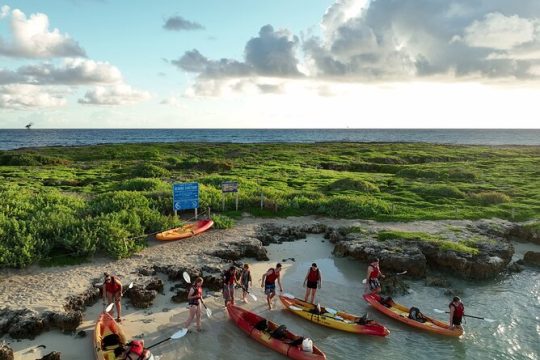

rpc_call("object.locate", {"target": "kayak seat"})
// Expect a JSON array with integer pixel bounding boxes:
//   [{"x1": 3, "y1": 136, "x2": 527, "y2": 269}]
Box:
[
  {"x1": 254, "y1": 319, "x2": 268, "y2": 331},
  {"x1": 287, "y1": 336, "x2": 304, "y2": 346},
  {"x1": 355, "y1": 313, "x2": 371, "y2": 325},
  {"x1": 271, "y1": 324, "x2": 287, "y2": 339},
  {"x1": 102, "y1": 333, "x2": 121, "y2": 350}
]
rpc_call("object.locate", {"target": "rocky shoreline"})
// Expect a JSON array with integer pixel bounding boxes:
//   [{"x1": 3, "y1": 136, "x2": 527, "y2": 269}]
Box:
[{"x1": 1, "y1": 216, "x2": 539, "y2": 355}]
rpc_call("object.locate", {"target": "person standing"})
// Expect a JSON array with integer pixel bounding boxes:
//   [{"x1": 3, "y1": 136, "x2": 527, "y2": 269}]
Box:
[
  {"x1": 240, "y1": 264, "x2": 253, "y2": 303},
  {"x1": 183, "y1": 277, "x2": 204, "y2": 332},
  {"x1": 223, "y1": 266, "x2": 239, "y2": 307},
  {"x1": 303, "y1": 263, "x2": 322, "y2": 303},
  {"x1": 365, "y1": 258, "x2": 384, "y2": 295},
  {"x1": 103, "y1": 272, "x2": 123, "y2": 322},
  {"x1": 261, "y1": 263, "x2": 283, "y2": 310},
  {"x1": 449, "y1": 296, "x2": 465, "y2": 330}
]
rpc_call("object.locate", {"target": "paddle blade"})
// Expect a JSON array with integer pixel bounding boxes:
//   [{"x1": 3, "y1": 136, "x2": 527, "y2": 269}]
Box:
[
  {"x1": 325, "y1": 307, "x2": 338, "y2": 315},
  {"x1": 183, "y1": 272, "x2": 191, "y2": 284},
  {"x1": 282, "y1": 293, "x2": 295, "y2": 299},
  {"x1": 128, "y1": 282, "x2": 134, "y2": 289},
  {"x1": 433, "y1": 308, "x2": 445, "y2": 314},
  {"x1": 484, "y1": 318, "x2": 496, "y2": 323},
  {"x1": 249, "y1": 293, "x2": 258, "y2": 301},
  {"x1": 206, "y1": 307, "x2": 212, "y2": 318},
  {"x1": 105, "y1": 303, "x2": 114, "y2": 313},
  {"x1": 397, "y1": 271, "x2": 408, "y2": 276},
  {"x1": 362, "y1": 279, "x2": 367, "y2": 284},
  {"x1": 289, "y1": 305, "x2": 303, "y2": 311},
  {"x1": 171, "y1": 328, "x2": 188, "y2": 339}
]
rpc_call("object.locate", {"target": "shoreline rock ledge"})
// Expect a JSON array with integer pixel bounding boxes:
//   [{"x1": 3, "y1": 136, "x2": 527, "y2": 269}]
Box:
[{"x1": 255, "y1": 220, "x2": 517, "y2": 280}]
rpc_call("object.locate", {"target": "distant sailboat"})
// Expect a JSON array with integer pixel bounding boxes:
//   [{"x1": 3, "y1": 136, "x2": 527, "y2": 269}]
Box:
[{"x1": 25, "y1": 122, "x2": 33, "y2": 129}]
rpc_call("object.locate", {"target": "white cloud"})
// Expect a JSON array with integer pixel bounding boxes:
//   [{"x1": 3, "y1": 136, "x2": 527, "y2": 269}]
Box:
[
  {"x1": 0, "y1": 9, "x2": 86, "y2": 58},
  {"x1": 0, "y1": 5, "x2": 9, "y2": 19},
  {"x1": 462, "y1": 12, "x2": 536, "y2": 50},
  {"x1": 78, "y1": 84, "x2": 151, "y2": 105},
  {"x1": 160, "y1": 96, "x2": 184, "y2": 108},
  {"x1": 0, "y1": 84, "x2": 66, "y2": 109},
  {"x1": 18, "y1": 58, "x2": 122, "y2": 85}
]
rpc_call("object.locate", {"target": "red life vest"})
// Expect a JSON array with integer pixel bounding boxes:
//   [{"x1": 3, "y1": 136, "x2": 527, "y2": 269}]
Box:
[
  {"x1": 307, "y1": 268, "x2": 320, "y2": 282},
  {"x1": 450, "y1": 302, "x2": 464, "y2": 320},
  {"x1": 105, "y1": 277, "x2": 121, "y2": 294},
  {"x1": 265, "y1": 269, "x2": 278, "y2": 284},
  {"x1": 369, "y1": 265, "x2": 380, "y2": 279},
  {"x1": 128, "y1": 340, "x2": 144, "y2": 357},
  {"x1": 188, "y1": 285, "x2": 202, "y2": 306},
  {"x1": 224, "y1": 270, "x2": 237, "y2": 285}
]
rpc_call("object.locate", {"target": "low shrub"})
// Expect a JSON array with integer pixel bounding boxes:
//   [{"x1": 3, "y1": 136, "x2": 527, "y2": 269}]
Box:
[
  {"x1": 412, "y1": 184, "x2": 465, "y2": 199},
  {"x1": 326, "y1": 178, "x2": 380, "y2": 193},
  {"x1": 116, "y1": 178, "x2": 167, "y2": 192},
  {"x1": 469, "y1": 191, "x2": 511, "y2": 205},
  {"x1": 212, "y1": 214, "x2": 235, "y2": 229},
  {"x1": 131, "y1": 163, "x2": 170, "y2": 178}
]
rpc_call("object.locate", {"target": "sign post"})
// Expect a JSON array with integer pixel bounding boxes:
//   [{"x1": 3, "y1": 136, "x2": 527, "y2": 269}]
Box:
[
  {"x1": 221, "y1": 181, "x2": 239, "y2": 211},
  {"x1": 173, "y1": 182, "x2": 199, "y2": 219}
]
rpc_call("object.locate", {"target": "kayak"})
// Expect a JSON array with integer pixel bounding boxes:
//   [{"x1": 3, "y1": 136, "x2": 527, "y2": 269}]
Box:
[
  {"x1": 156, "y1": 219, "x2": 214, "y2": 241},
  {"x1": 227, "y1": 304, "x2": 326, "y2": 360},
  {"x1": 363, "y1": 293, "x2": 463, "y2": 337},
  {"x1": 94, "y1": 312, "x2": 128, "y2": 360},
  {"x1": 279, "y1": 295, "x2": 390, "y2": 337}
]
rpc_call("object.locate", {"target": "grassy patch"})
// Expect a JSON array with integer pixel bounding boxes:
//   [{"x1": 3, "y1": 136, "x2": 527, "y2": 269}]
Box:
[{"x1": 377, "y1": 230, "x2": 479, "y2": 255}]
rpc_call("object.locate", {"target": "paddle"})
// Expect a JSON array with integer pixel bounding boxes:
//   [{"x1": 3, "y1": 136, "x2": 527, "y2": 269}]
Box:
[
  {"x1": 362, "y1": 271, "x2": 407, "y2": 284},
  {"x1": 240, "y1": 284, "x2": 258, "y2": 302},
  {"x1": 145, "y1": 328, "x2": 188, "y2": 350},
  {"x1": 182, "y1": 272, "x2": 212, "y2": 318},
  {"x1": 433, "y1": 308, "x2": 495, "y2": 322}
]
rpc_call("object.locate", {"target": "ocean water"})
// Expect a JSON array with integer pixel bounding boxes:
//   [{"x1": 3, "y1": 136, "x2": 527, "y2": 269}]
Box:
[{"x1": 0, "y1": 129, "x2": 539, "y2": 150}]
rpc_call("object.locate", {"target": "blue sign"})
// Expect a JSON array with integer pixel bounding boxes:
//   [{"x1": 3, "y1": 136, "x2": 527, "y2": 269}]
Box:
[{"x1": 173, "y1": 182, "x2": 199, "y2": 210}]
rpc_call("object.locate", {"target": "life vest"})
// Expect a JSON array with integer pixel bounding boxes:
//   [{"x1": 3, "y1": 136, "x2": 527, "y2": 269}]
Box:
[
  {"x1": 265, "y1": 269, "x2": 278, "y2": 284},
  {"x1": 126, "y1": 340, "x2": 145, "y2": 360},
  {"x1": 224, "y1": 270, "x2": 236, "y2": 285},
  {"x1": 188, "y1": 285, "x2": 202, "y2": 306},
  {"x1": 450, "y1": 302, "x2": 464, "y2": 320},
  {"x1": 369, "y1": 264, "x2": 380, "y2": 279},
  {"x1": 105, "y1": 277, "x2": 121, "y2": 294},
  {"x1": 241, "y1": 270, "x2": 251, "y2": 284},
  {"x1": 307, "y1": 268, "x2": 320, "y2": 282}
]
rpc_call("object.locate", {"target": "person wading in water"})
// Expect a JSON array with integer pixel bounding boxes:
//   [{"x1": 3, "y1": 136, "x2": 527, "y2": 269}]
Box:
[
  {"x1": 365, "y1": 258, "x2": 385, "y2": 295},
  {"x1": 261, "y1": 263, "x2": 283, "y2": 310},
  {"x1": 303, "y1": 263, "x2": 322, "y2": 304}
]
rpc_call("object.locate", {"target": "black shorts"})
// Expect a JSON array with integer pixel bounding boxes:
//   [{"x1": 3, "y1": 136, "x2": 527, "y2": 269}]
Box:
[
  {"x1": 307, "y1": 281, "x2": 318, "y2": 289},
  {"x1": 452, "y1": 317, "x2": 462, "y2": 326}
]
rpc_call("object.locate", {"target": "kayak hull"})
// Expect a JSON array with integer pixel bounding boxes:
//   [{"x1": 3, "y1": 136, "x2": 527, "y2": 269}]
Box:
[
  {"x1": 94, "y1": 312, "x2": 128, "y2": 360},
  {"x1": 363, "y1": 294, "x2": 463, "y2": 337},
  {"x1": 279, "y1": 295, "x2": 389, "y2": 337},
  {"x1": 156, "y1": 219, "x2": 214, "y2": 241},
  {"x1": 227, "y1": 305, "x2": 326, "y2": 360}
]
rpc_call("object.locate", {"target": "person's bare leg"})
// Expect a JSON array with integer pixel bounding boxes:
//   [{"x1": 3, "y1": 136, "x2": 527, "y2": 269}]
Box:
[
  {"x1": 304, "y1": 288, "x2": 310, "y2": 302},
  {"x1": 195, "y1": 307, "x2": 202, "y2": 331},
  {"x1": 310, "y1": 289, "x2": 317, "y2": 304},
  {"x1": 115, "y1": 298, "x2": 122, "y2": 321},
  {"x1": 183, "y1": 307, "x2": 196, "y2": 328}
]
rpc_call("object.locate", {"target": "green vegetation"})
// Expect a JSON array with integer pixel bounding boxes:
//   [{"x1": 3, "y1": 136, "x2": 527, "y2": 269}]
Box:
[
  {"x1": 377, "y1": 230, "x2": 480, "y2": 255},
  {"x1": 1, "y1": 142, "x2": 538, "y2": 267},
  {"x1": 211, "y1": 214, "x2": 235, "y2": 229}
]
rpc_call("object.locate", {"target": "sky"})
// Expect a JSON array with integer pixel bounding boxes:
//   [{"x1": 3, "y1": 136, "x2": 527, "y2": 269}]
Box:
[{"x1": 0, "y1": 0, "x2": 539, "y2": 128}]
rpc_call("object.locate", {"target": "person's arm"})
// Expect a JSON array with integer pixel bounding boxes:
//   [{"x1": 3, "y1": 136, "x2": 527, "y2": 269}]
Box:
[
  {"x1": 261, "y1": 273, "x2": 267, "y2": 287},
  {"x1": 277, "y1": 273, "x2": 283, "y2": 292},
  {"x1": 318, "y1": 270, "x2": 322, "y2": 289},
  {"x1": 187, "y1": 287, "x2": 196, "y2": 300},
  {"x1": 449, "y1": 305, "x2": 454, "y2": 326},
  {"x1": 303, "y1": 270, "x2": 309, "y2": 287},
  {"x1": 248, "y1": 271, "x2": 252, "y2": 286},
  {"x1": 117, "y1": 280, "x2": 123, "y2": 298}
]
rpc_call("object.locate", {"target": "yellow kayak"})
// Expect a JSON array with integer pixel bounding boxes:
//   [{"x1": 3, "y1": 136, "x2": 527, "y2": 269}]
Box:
[
  {"x1": 93, "y1": 312, "x2": 128, "y2": 360},
  {"x1": 279, "y1": 295, "x2": 390, "y2": 336}
]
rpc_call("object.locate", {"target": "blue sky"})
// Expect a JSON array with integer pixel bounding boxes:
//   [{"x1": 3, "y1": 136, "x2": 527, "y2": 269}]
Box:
[{"x1": 1, "y1": 0, "x2": 539, "y2": 128}]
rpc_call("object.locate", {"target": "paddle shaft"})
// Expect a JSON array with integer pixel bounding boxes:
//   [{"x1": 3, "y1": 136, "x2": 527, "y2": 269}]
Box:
[
  {"x1": 146, "y1": 337, "x2": 171, "y2": 350},
  {"x1": 443, "y1": 311, "x2": 488, "y2": 320}
]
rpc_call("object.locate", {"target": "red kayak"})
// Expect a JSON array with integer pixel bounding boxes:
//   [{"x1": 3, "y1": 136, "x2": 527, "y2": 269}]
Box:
[{"x1": 226, "y1": 305, "x2": 326, "y2": 360}]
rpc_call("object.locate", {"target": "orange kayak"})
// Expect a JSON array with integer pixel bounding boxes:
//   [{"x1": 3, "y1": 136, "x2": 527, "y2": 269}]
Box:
[
  {"x1": 279, "y1": 295, "x2": 389, "y2": 336},
  {"x1": 227, "y1": 305, "x2": 326, "y2": 360},
  {"x1": 156, "y1": 219, "x2": 214, "y2": 241},
  {"x1": 93, "y1": 312, "x2": 128, "y2": 360},
  {"x1": 363, "y1": 294, "x2": 463, "y2": 337}
]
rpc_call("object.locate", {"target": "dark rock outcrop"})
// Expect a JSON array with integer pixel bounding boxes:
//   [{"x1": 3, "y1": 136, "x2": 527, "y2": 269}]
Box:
[
  {"x1": 208, "y1": 238, "x2": 268, "y2": 261},
  {"x1": 7, "y1": 311, "x2": 45, "y2": 339},
  {"x1": 64, "y1": 287, "x2": 100, "y2": 312},
  {"x1": 39, "y1": 352, "x2": 61, "y2": 360},
  {"x1": 255, "y1": 223, "x2": 328, "y2": 245},
  {"x1": 425, "y1": 276, "x2": 451, "y2": 288},
  {"x1": 0, "y1": 343, "x2": 13, "y2": 360},
  {"x1": 508, "y1": 222, "x2": 540, "y2": 244},
  {"x1": 523, "y1": 251, "x2": 540, "y2": 266}
]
